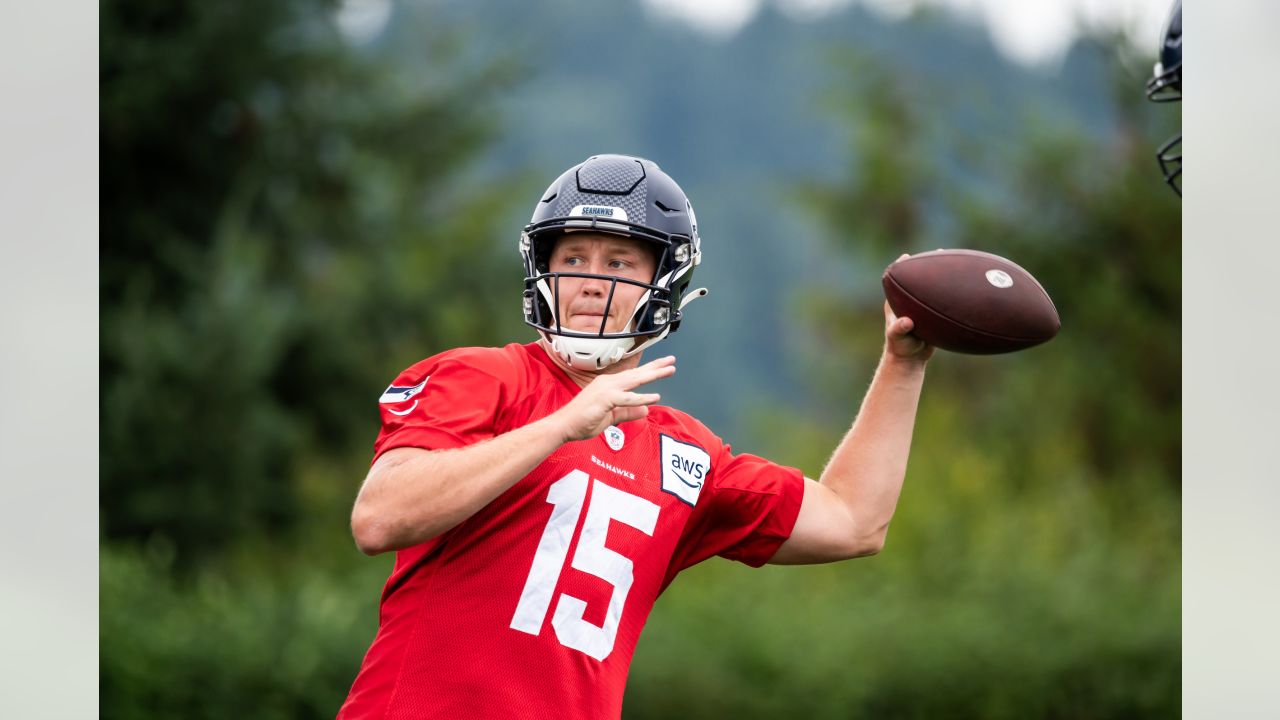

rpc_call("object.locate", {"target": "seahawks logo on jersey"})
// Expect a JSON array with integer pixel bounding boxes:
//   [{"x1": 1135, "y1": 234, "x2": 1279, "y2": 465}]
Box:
[{"x1": 379, "y1": 378, "x2": 428, "y2": 416}]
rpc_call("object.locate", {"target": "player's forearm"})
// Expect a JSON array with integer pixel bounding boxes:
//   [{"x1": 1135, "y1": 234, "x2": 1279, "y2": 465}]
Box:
[
  {"x1": 818, "y1": 351, "x2": 927, "y2": 553},
  {"x1": 351, "y1": 415, "x2": 569, "y2": 555}
]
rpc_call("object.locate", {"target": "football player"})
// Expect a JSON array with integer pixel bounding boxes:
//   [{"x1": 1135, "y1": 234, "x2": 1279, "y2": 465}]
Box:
[
  {"x1": 1147, "y1": 0, "x2": 1182, "y2": 196},
  {"x1": 337, "y1": 154, "x2": 932, "y2": 719}
]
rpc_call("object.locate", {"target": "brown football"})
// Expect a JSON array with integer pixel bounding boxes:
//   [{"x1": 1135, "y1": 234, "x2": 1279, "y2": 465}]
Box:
[{"x1": 882, "y1": 249, "x2": 1060, "y2": 354}]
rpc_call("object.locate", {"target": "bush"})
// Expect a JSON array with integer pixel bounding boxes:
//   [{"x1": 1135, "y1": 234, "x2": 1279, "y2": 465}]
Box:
[
  {"x1": 101, "y1": 538, "x2": 390, "y2": 720},
  {"x1": 627, "y1": 458, "x2": 1179, "y2": 719}
]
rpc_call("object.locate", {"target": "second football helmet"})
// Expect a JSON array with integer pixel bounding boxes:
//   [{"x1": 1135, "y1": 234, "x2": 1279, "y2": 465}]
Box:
[
  {"x1": 1146, "y1": 0, "x2": 1182, "y2": 196},
  {"x1": 519, "y1": 154, "x2": 707, "y2": 370}
]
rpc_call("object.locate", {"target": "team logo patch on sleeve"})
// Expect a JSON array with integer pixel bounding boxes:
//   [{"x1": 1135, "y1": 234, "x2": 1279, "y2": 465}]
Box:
[
  {"x1": 660, "y1": 434, "x2": 710, "y2": 506},
  {"x1": 379, "y1": 378, "x2": 427, "y2": 415}
]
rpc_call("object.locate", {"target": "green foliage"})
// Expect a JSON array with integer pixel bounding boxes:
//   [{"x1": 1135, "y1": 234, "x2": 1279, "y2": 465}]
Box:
[
  {"x1": 100, "y1": 0, "x2": 526, "y2": 558},
  {"x1": 629, "y1": 468, "x2": 1179, "y2": 719},
  {"x1": 101, "y1": 537, "x2": 391, "y2": 720},
  {"x1": 647, "y1": 40, "x2": 1180, "y2": 719}
]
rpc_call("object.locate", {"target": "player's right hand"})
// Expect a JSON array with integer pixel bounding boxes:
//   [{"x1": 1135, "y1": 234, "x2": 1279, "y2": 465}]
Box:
[{"x1": 552, "y1": 355, "x2": 676, "y2": 442}]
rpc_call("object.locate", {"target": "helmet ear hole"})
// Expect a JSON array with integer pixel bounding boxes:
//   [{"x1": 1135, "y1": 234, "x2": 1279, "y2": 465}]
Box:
[
  {"x1": 532, "y1": 232, "x2": 560, "y2": 274},
  {"x1": 645, "y1": 243, "x2": 664, "y2": 281}
]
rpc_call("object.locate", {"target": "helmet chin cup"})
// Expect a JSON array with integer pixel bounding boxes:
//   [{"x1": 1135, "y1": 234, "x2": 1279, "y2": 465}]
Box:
[
  {"x1": 548, "y1": 333, "x2": 636, "y2": 371},
  {"x1": 539, "y1": 288, "x2": 707, "y2": 371}
]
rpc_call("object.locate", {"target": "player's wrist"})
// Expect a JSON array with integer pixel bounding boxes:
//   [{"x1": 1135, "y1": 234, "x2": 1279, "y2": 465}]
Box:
[
  {"x1": 879, "y1": 349, "x2": 929, "y2": 375},
  {"x1": 536, "y1": 410, "x2": 576, "y2": 446}
]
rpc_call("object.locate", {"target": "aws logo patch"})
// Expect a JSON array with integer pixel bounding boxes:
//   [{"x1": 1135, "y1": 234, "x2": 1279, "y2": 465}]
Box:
[{"x1": 660, "y1": 434, "x2": 710, "y2": 506}]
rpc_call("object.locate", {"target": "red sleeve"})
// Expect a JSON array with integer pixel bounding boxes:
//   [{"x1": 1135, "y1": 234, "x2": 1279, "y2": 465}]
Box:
[
  {"x1": 372, "y1": 348, "x2": 521, "y2": 460},
  {"x1": 702, "y1": 448, "x2": 805, "y2": 567},
  {"x1": 663, "y1": 433, "x2": 805, "y2": 581}
]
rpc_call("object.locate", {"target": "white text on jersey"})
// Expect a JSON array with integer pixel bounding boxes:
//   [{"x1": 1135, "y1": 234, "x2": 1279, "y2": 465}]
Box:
[{"x1": 590, "y1": 454, "x2": 635, "y2": 481}]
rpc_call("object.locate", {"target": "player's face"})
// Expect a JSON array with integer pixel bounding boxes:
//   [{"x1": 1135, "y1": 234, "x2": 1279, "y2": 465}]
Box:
[{"x1": 547, "y1": 233, "x2": 657, "y2": 335}]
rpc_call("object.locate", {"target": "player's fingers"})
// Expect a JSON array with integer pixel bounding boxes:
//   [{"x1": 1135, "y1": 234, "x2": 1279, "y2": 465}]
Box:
[
  {"x1": 611, "y1": 391, "x2": 661, "y2": 407},
  {"x1": 617, "y1": 358, "x2": 676, "y2": 389},
  {"x1": 636, "y1": 355, "x2": 676, "y2": 374},
  {"x1": 611, "y1": 405, "x2": 650, "y2": 424},
  {"x1": 885, "y1": 311, "x2": 911, "y2": 337}
]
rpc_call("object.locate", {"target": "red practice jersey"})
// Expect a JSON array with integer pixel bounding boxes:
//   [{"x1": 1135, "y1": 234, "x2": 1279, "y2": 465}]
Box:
[{"x1": 337, "y1": 342, "x2": 804, "y2": 720}]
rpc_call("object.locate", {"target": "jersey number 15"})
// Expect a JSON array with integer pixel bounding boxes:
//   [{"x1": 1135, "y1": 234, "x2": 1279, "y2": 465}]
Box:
[{"x1": 509, "y1": 469, "x2": 659, "y2": 661}]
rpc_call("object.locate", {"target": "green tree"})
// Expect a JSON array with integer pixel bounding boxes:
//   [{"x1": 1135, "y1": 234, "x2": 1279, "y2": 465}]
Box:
[
  {"x1": 101, "y1": 0, "x2": 525, "y2": 558},
  {"x1": 627, "y1": 38, "x2": 1180, "y2": 720},
  {"x1": 795, "y1": 39, "x2": 1179, "y2": 489}
]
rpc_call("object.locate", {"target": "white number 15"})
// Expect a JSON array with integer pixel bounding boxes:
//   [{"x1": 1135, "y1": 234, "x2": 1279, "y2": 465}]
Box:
[{"x1": 509, "y1": 470, "x2": 659, "y2": 661}]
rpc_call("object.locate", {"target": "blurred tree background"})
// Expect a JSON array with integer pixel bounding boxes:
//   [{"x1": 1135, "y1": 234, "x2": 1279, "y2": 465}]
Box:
[{"x1": 100, "y1": 0, "x2": 1180, "y2": 718}]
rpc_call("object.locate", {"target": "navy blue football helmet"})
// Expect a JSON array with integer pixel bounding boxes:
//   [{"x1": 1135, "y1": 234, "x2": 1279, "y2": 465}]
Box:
[
  {"x1": 1146, "y1": 0, "x2": 1182, "y2": 196},
  {"x1": 519, "y1": 154, "x2": 706, "y2": 369}
]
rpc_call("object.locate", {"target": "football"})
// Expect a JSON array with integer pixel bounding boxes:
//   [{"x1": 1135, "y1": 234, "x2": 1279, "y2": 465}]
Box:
[{"x1": 882, "y1": 249, "x2": 1060, "y2": 354}]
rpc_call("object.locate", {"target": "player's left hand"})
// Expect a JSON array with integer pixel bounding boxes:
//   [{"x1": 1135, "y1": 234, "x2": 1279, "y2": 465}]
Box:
[{"x1": 884, "y1": 255, "x2": 934, "y2": 363}]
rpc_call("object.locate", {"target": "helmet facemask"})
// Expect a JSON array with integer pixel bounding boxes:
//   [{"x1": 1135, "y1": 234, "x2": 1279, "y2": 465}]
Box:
[
  {"x1": 520, "y1": 223, "x2": 700, "y2": 370},
  {"x1": 1146, "y1": 0, "x2": 1181, "y2": 197},
  {"x1": 1155, "y1": 133, "x2": 1181, "y2": 196},
  {"x1": 1146, "y1": 62, "x2": 1181, "y2": 196}
]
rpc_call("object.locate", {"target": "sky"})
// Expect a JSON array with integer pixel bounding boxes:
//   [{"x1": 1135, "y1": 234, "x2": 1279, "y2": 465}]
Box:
[
  {"x1": 336, "y1": 0, "x2": 1173, "y2": 67},
  {"x1": 640, "y1": 0, "x2": 1173, "y2": 66}
]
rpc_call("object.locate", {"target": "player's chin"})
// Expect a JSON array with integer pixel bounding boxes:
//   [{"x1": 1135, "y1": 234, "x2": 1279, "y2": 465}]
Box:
[{"x1": 565, "y1": 315, "x2": 609, "y2": 333}]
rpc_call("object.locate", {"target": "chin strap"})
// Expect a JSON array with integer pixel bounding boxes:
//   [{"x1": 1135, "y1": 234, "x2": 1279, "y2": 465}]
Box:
[
  {"x1": 679, "y1": 287, "x2": 709, "y2": 311},
  {"x1": 615, "y1": 287, "x2": 709, "y2": 363},
  {"x1": 544, "y1": 288, "x2": 710, "y2": 371}
]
